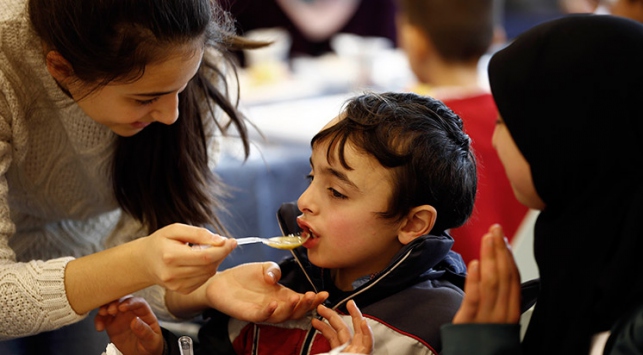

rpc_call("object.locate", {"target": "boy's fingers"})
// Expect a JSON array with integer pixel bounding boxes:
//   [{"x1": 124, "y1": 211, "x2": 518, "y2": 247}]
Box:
[
  {"x1": 131, "y1": 317, "x2": 164, "y2": 354},
  {"x1": 345, "y1": 319, "x2": 374, "y2": 354},
  {"x1": 346, "y1": 300, "x2": 362, "y2": 317},
  {"x1": 313, "y1": 305, "x2": 347, "y2": 348},
  {"x1": 94, "y1": 316, "x2": 106, "y2": 332},
  {"x1": 312, "y1": 318, "x2": 342, "y2": 348},
  {"x1": 318, "y1": 304, "x2": 353, "y2": 344},
  {"x1": 97, "y1": 306, "x2": 109, "y2": 316},
  {"x1": 346, "y1": 300, "x2": 365, "y2": 335},
  {"x1": 131, "y1": 317, "x2": 155, "y2": 340}
]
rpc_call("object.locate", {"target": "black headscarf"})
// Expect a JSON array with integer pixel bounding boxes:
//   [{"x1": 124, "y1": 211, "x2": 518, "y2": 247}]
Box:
[{"x1": 488, "y1": 15, "x2": 643, "y2": 354}]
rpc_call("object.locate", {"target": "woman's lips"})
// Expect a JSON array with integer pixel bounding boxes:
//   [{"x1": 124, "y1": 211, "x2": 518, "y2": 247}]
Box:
[{"x1": 131, "y1": 121, "x2": 151, "y2": 129}]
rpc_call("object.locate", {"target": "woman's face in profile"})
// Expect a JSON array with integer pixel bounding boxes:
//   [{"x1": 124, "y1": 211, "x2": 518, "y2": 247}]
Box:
[
  {"x1": 492, "y1": 115, "x2": 545, "y2": 210},
  {"x1": 48, "y1": 42, "x2": 203, "y2": 137}
]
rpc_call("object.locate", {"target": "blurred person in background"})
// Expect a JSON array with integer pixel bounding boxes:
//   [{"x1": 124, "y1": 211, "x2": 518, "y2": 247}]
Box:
[
  {"x1": 549, "y1": 0, "x2": 643, "y2": 18},
  {"x1": 597, "y1": 0, "x2": 643, "y2": 21},
  {"x1": 396, "y1": 0, "x2": 528, "y2": 264},
  {"x1": 219, "y1": 0, "x2": 398, "y2": 65}
]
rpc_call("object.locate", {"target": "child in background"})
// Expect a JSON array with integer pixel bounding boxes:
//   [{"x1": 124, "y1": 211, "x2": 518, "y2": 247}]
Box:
[
  {"x1": 396, "y1": 0, "x2": 528, "y2": 264},
  {"x1": 99, "y1": 91, "x2": 476, "y2": 355}
]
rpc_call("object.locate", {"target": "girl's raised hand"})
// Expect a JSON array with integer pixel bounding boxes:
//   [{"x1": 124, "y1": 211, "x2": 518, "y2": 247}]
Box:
[
  {"x1": 139, "y1": 223, "x2": 237, "y2": 294},
  {"x1": 94, "y1": 296, "x2": 164, "y2": 355},
  {"x1": 453, "y1": 224, "x2": 522, "y2": 324}
]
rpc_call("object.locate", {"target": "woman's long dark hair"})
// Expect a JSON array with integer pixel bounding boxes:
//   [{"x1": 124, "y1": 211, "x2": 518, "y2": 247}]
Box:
[{"x1": 29, "y1": 0, "x2": 264, "y2": 233}]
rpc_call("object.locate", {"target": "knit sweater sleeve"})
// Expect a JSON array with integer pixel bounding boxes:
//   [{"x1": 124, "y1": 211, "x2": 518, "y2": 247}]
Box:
[
  {"x1": 0, "y1": 256, "x2": 86, "y2": 340},
  {"x1": 0, "y1": 63, "x2": 88, "y2": 338}
]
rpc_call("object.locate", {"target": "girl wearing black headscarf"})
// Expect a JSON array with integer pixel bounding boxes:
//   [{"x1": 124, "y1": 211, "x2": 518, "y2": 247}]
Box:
[{"x1": 440, "y1": 14, "x2": 643, "y2": 355}]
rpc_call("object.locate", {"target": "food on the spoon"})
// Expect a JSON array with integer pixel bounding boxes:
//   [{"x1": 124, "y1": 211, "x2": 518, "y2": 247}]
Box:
[{"x1": 266, "y1": 235, "x2": 306, "y2": 250}]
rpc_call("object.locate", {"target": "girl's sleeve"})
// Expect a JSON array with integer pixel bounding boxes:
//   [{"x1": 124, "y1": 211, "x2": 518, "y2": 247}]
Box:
[
  {"x1": 440, "y1": 323, "x2": 522, "y2": 355},
  {"x1": 0, "y1": 74, "x2": 87, "y2": 339}
]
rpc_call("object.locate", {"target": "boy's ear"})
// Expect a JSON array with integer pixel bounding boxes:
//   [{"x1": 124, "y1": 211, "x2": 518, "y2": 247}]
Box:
[
  {"x1": 398, "y1": 205, "x2": 437, "y2": 245},
  {"x1": 45, "y1": 51, "x2": 74, "y2": 83}
]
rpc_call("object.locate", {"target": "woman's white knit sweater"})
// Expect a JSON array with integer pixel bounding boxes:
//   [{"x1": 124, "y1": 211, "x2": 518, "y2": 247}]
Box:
[{"x1": 0, "y1": 0, "x2": 224, "y2": 339}]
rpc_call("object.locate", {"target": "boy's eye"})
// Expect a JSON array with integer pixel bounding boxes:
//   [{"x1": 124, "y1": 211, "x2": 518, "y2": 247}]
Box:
[
  {"x1": 306, "y1": 173, "x2": 347, "y2": 199},
  {"x1": 328, "y1": 188, "x2": 347, "y2": 199},
  {"x1": 136, "y1": 97, "x2": 160, "y2": 106}
]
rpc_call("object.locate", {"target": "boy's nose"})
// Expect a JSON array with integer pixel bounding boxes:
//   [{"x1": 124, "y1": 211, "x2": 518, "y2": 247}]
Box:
[{"x1": 297, "y1": 186, "x2": 316, "y2": 214}]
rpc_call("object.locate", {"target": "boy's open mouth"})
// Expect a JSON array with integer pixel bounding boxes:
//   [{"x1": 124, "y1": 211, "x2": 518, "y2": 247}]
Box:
[{"x1": 300, "y1": 226, "x2": 318, "y2": 240}]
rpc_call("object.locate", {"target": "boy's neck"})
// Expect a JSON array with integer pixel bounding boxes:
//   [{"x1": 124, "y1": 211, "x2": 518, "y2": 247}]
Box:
[
  {"x1": 325, "y1": 237, "x2": 406, "y2": 292},
  {"x1": 330, "y1": 258, "x2": 392, "y2": 292},
  {"x1": 330, "y1": 268, "x2": 361, "y2": 291},
  {"x1": 413, "y1": 59, "x2": 487, "y2": 100}
]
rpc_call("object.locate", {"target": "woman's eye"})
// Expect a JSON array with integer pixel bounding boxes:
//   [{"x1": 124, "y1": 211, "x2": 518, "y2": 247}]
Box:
[
  {"x1": 328, "y1": 188, "x2": 347, "y2": 199},
  {"x1": 136, "y1": 97, "x2": 160, "y2": 106},
  {"x1": 305, "y1": 174, "x2": 314, "y2": 183}
]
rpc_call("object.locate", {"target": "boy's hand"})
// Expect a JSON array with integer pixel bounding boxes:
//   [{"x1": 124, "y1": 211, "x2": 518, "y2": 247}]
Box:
[
  {"x1": 95, "y1": 296, "x2": 164, "y2": 355},
  {"x1": 206, "y1": 262, "x2": 329, "y2": 323},
  {"x1": 312, "y1": 300, "x2": 374, "y2": 354},
  {"x1": 453, "y1": 224, "x2": 522, "y2": 324}
]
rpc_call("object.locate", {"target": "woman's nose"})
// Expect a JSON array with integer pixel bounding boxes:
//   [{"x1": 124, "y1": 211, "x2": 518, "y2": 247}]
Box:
[{"x1": 150, "y1": 94, "x2": 179, "y2": 125}]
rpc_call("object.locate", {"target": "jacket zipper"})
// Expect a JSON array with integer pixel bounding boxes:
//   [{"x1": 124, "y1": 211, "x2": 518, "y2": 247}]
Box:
[{"x1": 293, "y1": 249, "x2": 414, "y2": 353}]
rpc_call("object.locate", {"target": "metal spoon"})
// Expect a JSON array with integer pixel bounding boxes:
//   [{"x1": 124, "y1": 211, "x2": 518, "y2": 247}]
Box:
[{"x1": 235, "y1": 234, "x2": 308, "y2": 250}]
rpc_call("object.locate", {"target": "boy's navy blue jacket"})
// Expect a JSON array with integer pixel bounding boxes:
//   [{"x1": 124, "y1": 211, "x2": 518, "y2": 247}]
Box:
[{"x1": 164, "y1": 231, "x2": 467, "y2": 355}]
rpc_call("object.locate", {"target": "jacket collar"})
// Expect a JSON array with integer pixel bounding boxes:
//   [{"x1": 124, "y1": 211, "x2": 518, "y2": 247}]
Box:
[{"x1": 286, "y1": 231, "x2": 466, "y2": 310}]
